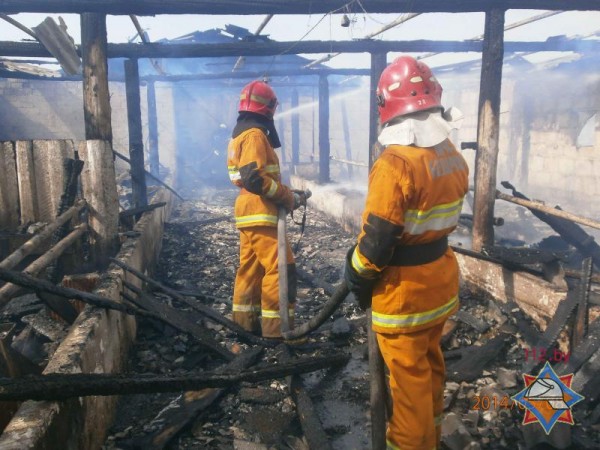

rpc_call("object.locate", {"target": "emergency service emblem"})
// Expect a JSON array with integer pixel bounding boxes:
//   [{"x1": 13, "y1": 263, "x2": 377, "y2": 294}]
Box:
[{"x1": 512, "y1": 361, "x2": 584, "y2": 434}]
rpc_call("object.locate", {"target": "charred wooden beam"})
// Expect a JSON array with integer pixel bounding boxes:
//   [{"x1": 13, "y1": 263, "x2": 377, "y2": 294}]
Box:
[
  {"x1": 497, "y1": 190, "x2": 600, "y2": 232},
  {"x1": 119, "y1": 202, "x2": 166, "y2": 220},
  {"x1": 0, "y1": 266, "x2": 233, "y2": 360},
  {"x1": 79, "y1": 140, "x2": 120, "y2": 268},
  {"x1": 0, "y1": 200, "x2": 86, "y2": 271},
  {"x1": 130, "y1": 347, "x2": 263, "y2": 450},
  {"x1": 0, "y1": 1, "x2": 594, "y2": 15},
  {"x1": 2, "y1": 39, "x2": 600, "y2": 59},
  {"x1": 147, "y1": 80, "x2": 159, "y2": 176},
  {"x1": 121, "y1": 290, "x2": 234, "y2": 360},
  {"x1": 81, "y1": 14, "x2": 112, "y2": 141},
  {"x1": 125, "y1": 58, "x2": 148, "y2": 208},
  {"x1": 562, "y1": 318, "x2": 600, "y2": 375},
  {"x1": 113, "y1": 259, "x2": 277, "y2": 348},
  {"x1": 280, "y1": 345, "x2": 332, "y2": 450},
  {"x1": 472, "y1": 8, "x2": 505, "y2": 251},
  {"x1": 369, "y1": 52, "x2": 386, "y2": 170},
  {"x1": 318, "y1": 75, "x2": 330, "y2": 184},
  {"x1": 0, "y1": 224, "x2": 88, "y2": 306},
  {"x1": 0, "y1": 352, "x2": 350, "y2": 401},
  {"x1": 572, "y1": 257, "x2": 592, "y2": 348}
]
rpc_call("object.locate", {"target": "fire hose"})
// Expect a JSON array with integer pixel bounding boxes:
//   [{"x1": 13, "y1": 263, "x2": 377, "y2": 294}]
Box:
[
  {"x1": 278, "y1": 188, "x2": 312, "y2": 335},
  {"x1": 278, "y1": 188, "x2": 353, "y2": 340},
  {"x1": 282, "y1": 283, "x2": 350, "y2": 340}
]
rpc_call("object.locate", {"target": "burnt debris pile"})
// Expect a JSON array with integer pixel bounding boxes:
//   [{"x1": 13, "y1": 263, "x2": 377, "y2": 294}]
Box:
[{"x1": 96, "y1": 187, "x2": 600, "y2": 450}]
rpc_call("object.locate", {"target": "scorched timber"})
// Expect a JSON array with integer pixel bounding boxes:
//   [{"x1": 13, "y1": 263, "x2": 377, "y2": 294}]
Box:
[
  {"x1": 0, "y1": 267, "x2": 233, "y2": 360},
  {"x1": 130, "y1": 347, "x2": 263, "y2": 450},
  {"x1": 0, "y1": 353, "x2": 350, "y2": 401},
  {"x1": 114, "y1": 259, "x2": 278, "y2": 348},
  {"x1": 0, "y1": 0, "x2": 595, "y2": 15},
  {"x1": 0, "y1": 200, "x2": 86, "y2": 271},
  {"x1": 1, "y1": 39, "x2": 600, "y2": 59}
]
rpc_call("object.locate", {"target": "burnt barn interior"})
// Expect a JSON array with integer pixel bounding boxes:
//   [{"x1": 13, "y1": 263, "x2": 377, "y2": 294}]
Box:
[{"x1": 0, "y1": 1, "x2": 599, "y2": 449}]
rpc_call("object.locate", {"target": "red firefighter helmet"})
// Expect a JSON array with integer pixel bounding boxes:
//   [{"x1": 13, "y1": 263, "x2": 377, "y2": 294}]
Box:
[
  {"x1": 239, "y1": 80, "x2": 278, "y2": 118},
  {"x1": 376, "y1": 56, "x2": 443, "y2": 125}
]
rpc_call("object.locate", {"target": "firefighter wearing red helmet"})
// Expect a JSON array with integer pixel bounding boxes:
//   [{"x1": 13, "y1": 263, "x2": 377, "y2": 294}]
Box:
[
  {"x1": 344, "y1": 56, "x2": 469, "y2": 449},
  {"x1": 227, "y1": 80, "x2": 305, "y2": 338}
]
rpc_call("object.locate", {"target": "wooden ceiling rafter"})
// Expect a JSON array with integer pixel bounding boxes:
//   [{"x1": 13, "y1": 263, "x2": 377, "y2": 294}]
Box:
[
  {"x1": 0, "y1": 0, "x2": 598, "y2": 15},
  {"x1": 0, "y1": 38, "x2": 598, "y2": 59}
]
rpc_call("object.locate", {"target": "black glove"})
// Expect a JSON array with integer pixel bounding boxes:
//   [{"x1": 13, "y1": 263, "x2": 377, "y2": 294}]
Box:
[
  {"x1": 344, "y1": 246, "x2": 377, "y2": 311},
  {"x1": 292, "y1": 189, "x2": 308, "y2": 210}
]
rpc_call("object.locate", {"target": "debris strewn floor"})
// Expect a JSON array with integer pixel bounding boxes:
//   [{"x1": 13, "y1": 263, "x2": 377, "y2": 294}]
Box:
[{"x1": 103, "y1": 187, "x2": 600, "y2": 450}]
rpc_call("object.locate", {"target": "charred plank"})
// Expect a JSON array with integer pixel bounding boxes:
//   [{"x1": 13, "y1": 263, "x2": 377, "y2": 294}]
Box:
[
  {"x1": 0, "y1": 352, "x2": 350, "y2": 401},
  {"x1": 130, "y1": 347, "x2": 263, "y2": 450},
  {"x1": 447, "y1": 335, "x2": 508, "y2": 382},
  {"x1": 114, "y1": 259, "x2": 275, "y2": 348}
]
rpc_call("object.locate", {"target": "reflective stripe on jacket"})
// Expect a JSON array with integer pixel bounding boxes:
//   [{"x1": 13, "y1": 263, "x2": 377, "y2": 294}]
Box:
[
  {"x1": 352, "y1": 139, "x2": 469, "y2": 334},
  {"x1": 227, "y1": 128, "x2": 294, "y2": 229}
]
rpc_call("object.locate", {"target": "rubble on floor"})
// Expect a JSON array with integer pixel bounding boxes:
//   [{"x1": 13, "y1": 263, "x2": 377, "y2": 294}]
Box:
[{"x1": 103, "y1": 187, "x2": 600, "y2": 450}]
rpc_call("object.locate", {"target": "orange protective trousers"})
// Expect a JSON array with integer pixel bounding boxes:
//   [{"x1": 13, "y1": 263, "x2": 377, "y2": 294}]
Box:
[
  {"x1": 377, "y1": 322, "x2": 445, "y2": 450},
  {"x1": 232, "y1": 226, "x2": 295, "y2": 338}
]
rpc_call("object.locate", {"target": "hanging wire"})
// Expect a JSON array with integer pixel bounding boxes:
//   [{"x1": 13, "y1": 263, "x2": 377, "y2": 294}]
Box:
[{"x1": 263, "y1": 0, "x2": 359, "y2": 76}]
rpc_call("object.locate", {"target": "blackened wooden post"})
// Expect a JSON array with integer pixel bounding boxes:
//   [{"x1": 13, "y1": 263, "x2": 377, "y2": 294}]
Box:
[
  {"x1": 318, "y1": 75, "x2": 330, "y2": 183},
  {"x1": 472, "y1": 9, "x2": 505, "y2": 252},
  {"x1": 368, "y1": 51, "x2": 389, "y2": 450},
  {"x1": 80, "y1": 13, "x2": 119, "y2": 268},
  {"x1": 147, "y1": 80, "x2": 160, "y2": 177},
  {"x1": 291, "y1": 88, "x2": 300, "y2": 168},
  {"x1": 369, "y1": 52, "x2": 387, "y2": 169},
  {"x1": 81, "y1": 13, "x2": 112, "y2": 142},
  {"x1": 125, "y1": 58, "x2": 147, "y2": 207}
]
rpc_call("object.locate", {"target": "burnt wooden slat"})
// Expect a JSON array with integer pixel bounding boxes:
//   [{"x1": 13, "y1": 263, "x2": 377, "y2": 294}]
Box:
[
  {"x1": 0, "y1": 353, "x2": 351, "y2": 401},
  {"x1": 130, "y1": 348, "x2": 263, "y2": 450}
]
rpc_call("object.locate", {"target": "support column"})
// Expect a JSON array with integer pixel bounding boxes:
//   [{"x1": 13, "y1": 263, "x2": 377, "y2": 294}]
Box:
[
  {"x1": 369, "y1": 52, "x2": 387, "y2": 169},
  {"x1": 147, "y1": 80, "x2": 160, "y2": 177},
  {"x1": 81, "y1": 13, "x2": 112, "y2": 142},
  {"x1": 472, "y1": 9, "x2": 505, "y2": 252},
  {"x1": 291, "y1": 88, "x2": 300, "y2": 168},
  {"x1": 80, "y1": 13, "x2": 118, "y2": 268},
  {"x1": 318, "y1": 75, "x2": 330, "y2": 184},
  {"x1": 125, "y1": 58, "x2": 147, "y2": 208}
]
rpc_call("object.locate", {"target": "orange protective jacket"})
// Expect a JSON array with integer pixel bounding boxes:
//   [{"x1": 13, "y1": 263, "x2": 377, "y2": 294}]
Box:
[
  {"x1": 227, "y1": 128, "x2": 294, "y2": 228},
  {"x1": 351, "y1": 139, "x2": 469, "y2": 334}
]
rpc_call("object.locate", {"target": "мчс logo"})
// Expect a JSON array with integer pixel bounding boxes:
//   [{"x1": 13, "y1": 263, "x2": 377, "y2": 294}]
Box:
[{"x1": 512, "y1": 361, "x2": 585, "y2": 434}]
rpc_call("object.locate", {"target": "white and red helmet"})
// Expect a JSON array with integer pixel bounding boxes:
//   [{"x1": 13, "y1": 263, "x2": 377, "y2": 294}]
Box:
[
  {"x1": 239, "y1": 80, "x2": 278, "y2": 118},
  {"x1": 376, "y1": 56, "x2": 443, "y2": 125}
]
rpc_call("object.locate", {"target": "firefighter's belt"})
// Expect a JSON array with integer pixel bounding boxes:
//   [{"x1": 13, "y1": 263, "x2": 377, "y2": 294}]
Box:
[{"x1": 389, "y1": 236, "x2": 448, "y2": 266}]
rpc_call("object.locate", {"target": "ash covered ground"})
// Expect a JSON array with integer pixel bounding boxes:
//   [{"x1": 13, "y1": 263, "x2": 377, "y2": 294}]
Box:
[{"x1": 103, "y1": 187, "x2": 599, "y2": 450}]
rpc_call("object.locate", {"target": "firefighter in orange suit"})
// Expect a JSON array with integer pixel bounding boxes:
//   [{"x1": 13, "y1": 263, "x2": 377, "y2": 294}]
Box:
[
  {"x1": 344, "y1": 56, "x2": 469, "y2": 449},
  {"x1": 227, "y1": 80, "x2": 306, "y2": 338}
]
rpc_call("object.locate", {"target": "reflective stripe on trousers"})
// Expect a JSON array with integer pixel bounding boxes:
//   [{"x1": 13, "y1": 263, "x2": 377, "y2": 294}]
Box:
[{"x1": 232, "y1": 226, "x2": 295, "y2": 338}]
